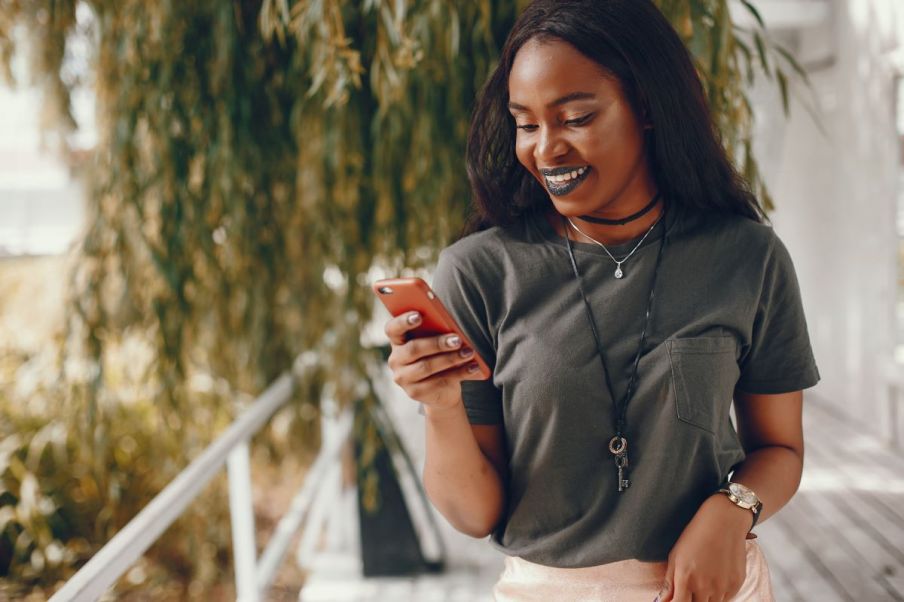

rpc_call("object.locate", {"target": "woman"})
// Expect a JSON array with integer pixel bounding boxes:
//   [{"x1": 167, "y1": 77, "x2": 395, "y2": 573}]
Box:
[{"x1": 383, "y1": 1, "x2": 819, "y2": 600}]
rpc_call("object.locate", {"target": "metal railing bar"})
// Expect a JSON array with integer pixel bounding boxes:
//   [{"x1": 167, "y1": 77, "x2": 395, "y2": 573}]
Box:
[
  {"x1": 228, "y1": 442, "x2": 258, "y2": 602},
  {"x1": 294, "y1": 461, "x2": 343, "y2": 567},
  {"x1": 49, "y1": 372, "x2": 296, "y2": 602},
  {"x1": 255, "y1": 409, "x2": 352, "y2": 595}
]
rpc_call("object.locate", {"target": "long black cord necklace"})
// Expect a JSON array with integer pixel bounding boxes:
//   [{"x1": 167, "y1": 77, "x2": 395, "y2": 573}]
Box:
[{"x1": 561, "y1": 202, "x2": 669, "y2": 492}]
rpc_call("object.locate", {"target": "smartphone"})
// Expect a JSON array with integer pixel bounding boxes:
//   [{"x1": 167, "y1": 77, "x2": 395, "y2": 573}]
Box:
[{"x1": 372, "y1": 277, "x2": 492, "y2": 380}]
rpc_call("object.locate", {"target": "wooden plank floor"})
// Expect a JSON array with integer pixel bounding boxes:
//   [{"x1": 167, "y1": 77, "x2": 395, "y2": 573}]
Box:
[
  {"x1": 756, "y1": 396, "x2": 904, "y2": 601},
  {"x1": 300, "y1": 392, "x2": 904, "y2": 601}
]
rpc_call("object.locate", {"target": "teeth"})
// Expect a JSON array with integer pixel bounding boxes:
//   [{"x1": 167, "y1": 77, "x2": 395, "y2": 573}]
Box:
[{"x1": 545, "y1": 166, "x2": 589, "y2": 186}]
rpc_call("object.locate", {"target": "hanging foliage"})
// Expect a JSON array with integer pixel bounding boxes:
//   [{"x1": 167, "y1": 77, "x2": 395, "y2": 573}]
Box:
[{"x1": 0, "y1": 0, "x2": 806, "y2": 594}]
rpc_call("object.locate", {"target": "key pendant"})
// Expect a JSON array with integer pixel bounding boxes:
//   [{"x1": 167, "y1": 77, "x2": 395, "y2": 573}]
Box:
[
  {"x1": 608, "y1": 436, "x2": 631, "y2": 492},
  {"x1": 616, "y1": 453, "x2": 630, "y2": 492}
]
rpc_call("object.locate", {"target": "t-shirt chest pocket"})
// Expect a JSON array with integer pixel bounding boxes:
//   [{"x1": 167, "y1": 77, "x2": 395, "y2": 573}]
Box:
[{"x1": 666, "y1": 336, "x2": 740, "y2": 434}]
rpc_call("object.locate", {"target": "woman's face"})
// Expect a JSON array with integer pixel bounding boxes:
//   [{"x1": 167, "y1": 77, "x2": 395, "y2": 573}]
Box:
[{"x1": 508, "y1": 38, "x2": 655, "y2": 218}]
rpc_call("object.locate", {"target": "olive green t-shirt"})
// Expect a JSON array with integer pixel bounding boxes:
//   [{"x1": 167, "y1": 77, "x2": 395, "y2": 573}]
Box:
[{"x1": 429, "y1": 203, "x2": 820, "y2": 568}]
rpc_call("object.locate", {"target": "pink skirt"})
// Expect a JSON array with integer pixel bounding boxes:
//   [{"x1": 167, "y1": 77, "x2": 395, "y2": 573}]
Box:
[{"x1": 493, "y1": 539, "x2": 774, "y2": 602}]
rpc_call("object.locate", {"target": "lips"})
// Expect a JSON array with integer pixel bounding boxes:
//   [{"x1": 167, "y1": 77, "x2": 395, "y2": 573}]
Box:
[{"x1": 540, "y1": 165, "x2": 591, "y2": 196}]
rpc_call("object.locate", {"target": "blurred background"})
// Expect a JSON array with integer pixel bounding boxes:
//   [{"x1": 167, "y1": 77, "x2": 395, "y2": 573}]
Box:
[{"x1": 1, "y1": 0, "x2": 903, "y2": 601}]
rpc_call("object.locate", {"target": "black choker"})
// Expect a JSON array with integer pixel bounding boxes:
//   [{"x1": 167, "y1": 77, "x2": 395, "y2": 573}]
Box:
[{"x1": 578, "y1": 193, "x2": 661, "y2": 225}]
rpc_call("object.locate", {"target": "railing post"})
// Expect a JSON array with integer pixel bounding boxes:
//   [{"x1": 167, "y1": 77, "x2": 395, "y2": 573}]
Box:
[{"x1": 228, "y1": 441, "x2": 258, "y2": 602}]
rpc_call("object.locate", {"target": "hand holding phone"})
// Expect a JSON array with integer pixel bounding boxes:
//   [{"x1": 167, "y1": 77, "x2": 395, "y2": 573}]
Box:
[{"x1": 374, "y1": 277, "x2": 491, "y2": 412}]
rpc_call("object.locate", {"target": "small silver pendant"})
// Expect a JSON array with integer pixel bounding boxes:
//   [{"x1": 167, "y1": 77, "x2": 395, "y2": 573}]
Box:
[{"x1": 614, "y1": 266, "x2": 624, "y2": 279}]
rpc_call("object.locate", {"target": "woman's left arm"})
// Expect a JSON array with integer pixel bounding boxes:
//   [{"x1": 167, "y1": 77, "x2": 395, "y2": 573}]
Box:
[
  {"x1": 659, "y1": 388, "x2": 804, "y2": 602},
  {"x1": 726, "y1": 388, "x2": 805, "y2": 524}
]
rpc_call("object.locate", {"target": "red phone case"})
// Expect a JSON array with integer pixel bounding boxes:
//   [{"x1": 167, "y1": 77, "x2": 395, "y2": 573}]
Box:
[{"x1": 372, "y1": 277, "x2": 492, "y2": 380}]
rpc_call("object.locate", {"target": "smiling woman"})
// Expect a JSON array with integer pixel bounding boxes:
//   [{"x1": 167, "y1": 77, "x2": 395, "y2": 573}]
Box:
[
  {"x1": 382, "y1": 1, "x2": 820, "y2": 601},
  {"x1": 464, "y1": 0, "x2": 764, "y2": 243},
  {"x1": 508, "y1": 41, "x2": 655, "y2": 242}
]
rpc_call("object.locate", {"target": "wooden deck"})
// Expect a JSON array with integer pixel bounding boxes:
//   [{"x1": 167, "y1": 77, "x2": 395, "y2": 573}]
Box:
[
  {"x1": 299, "y1": 393, "x2": 904, "y2": 602},
  {"x1": 756, "y1": 396, "x2": 904, "y2": 601}
]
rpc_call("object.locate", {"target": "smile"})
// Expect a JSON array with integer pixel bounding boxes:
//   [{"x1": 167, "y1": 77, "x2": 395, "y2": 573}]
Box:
[{"x1": 540, "y1": 165, "x2": 591, "y2": 196}]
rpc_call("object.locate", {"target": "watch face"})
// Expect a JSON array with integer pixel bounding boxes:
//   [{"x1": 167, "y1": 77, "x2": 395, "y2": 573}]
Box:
[{"x1": 729, "y1": 482, "x2": 758, "y2": 505}]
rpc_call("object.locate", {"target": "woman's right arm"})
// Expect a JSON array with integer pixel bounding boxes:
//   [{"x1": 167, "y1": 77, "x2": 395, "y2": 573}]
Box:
[
  {"x1": 385, "y1": 311, "x2": 507, "y2": 538},
  {"x1": 423, "y1": 406, "x2": 506, "y2": 538}
]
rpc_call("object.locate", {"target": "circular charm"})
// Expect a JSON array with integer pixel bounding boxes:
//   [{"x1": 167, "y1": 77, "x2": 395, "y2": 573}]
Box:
[
  {"x1": 614, "y1": 266, "x2": 624, "y2": 279},
  {"x1": 608, "y1": 436, "x2": 627, "y2": 455}
]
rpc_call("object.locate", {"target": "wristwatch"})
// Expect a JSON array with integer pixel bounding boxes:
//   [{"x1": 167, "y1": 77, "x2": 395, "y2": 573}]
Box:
[{"x1": 717, "y1": 481, "x2": 763, "y2": 532}]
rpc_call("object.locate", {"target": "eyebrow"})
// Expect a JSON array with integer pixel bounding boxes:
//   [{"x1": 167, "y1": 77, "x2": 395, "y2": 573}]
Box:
[{"x1": 508, "y1": 91, "x2": 597, "y2": 112}]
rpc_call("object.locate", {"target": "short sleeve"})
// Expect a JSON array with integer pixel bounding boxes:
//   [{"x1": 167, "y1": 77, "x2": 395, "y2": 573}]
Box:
[
  {"x1": 736, "y1": 233, "x2": 821, "y2": 394},
  {"x1": 425, "y1": 248, "x2": 504, "y2": 424}
]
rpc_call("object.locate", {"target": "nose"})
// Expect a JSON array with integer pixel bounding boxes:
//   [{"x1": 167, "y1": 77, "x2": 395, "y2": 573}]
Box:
[{"x1": 535, "y1": 125, "x2": 570, "y2": 164}]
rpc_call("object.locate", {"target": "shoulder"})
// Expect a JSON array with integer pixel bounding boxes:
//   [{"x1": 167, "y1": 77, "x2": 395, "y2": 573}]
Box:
[
  {"x1": 432, "y1": 226, "x2": 505, "y2": 297},
  {"x1": 438, "y1": 216, "x2": 535, "y2": 280},
  {"x1": 684, "y1": 208, "x2": 779, "y2": 259},
  {"x1": 682, "y1": 210, "x2": 806, "y2": 297},
  {"x1": 440, "y1": 226, "x2": 505, "y2": 267}
]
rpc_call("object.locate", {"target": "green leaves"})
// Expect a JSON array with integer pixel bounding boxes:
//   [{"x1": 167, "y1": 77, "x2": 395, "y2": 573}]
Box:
[
  {"x1": 776, "y1": 68, "x2": 789, "y2": 114},
  {"x1": 739, "y1": 0, "x2": 765, "y2": 29}
]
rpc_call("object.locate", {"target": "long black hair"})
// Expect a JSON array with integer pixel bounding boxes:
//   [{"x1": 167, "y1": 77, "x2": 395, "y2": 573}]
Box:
[{"x1": 462, "y1": 0, "x2": 766, "y2": 236}]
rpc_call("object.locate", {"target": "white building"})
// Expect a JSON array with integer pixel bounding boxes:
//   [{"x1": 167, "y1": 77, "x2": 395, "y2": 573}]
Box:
[
  {"x1": 0, "y1": 86, "x2": 86, "y2": 257},
  {"x1": 741, "y1": 0, "x2": 904, "y2": 443},
  {"x1": 0, "y1": 22, "x2": 92, "y2": 257}
]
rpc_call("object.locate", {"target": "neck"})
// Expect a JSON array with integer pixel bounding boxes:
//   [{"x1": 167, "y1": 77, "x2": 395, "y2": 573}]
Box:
[{"x1": 548, "y1": 197, "x2": 665, "y2": 246}]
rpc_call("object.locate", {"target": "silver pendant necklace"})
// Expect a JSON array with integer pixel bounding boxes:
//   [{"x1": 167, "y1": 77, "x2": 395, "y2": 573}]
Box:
[{"x1": 566, "y1": 212, "x2": 663, "y2": 279}]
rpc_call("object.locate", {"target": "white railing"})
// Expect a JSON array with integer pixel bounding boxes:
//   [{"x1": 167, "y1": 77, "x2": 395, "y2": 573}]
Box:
[{"x1": 49, "y1": 367, "x2": 353, "y2": 602}]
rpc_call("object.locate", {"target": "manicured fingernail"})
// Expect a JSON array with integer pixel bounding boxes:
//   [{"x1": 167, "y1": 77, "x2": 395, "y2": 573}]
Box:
[
  {"x1": 407, "y1": 312, "x2": 421, "y2": 325},
  {"x1": 459, "y1": 347, "x2": 474, "y2": 358},
  {"x1": 466, "y1": 362, "x2": 480, "y2": 373},
  {"x1": 445, "y1": 335, "x2": 460, "y2": 348}
]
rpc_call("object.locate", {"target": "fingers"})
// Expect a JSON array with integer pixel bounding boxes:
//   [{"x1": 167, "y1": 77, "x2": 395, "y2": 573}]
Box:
[
  {"x1": 667, "y1": 575, "x2": 691, "y2": 602},
  {"x1": 386, "y1": 316, "x2": 469, "y2": 370},
  {"x1": 392, "y1": 341, "x2": 477, "y2": 386},
  {"x1": 403, "y1": 362, "x2": 483, "y2": 402},
  {"x1": 665, "y1": 569, "x2": 742, "y2": 602},
  {"x1": 660, "y1": 572, "x2": 725, "y2": 602},
  {"x1": 658, "y1": 564, "x2": 675, "y2": 602},
  {"x1": 384, "y1": 311, "x2": 424, "y2": 346},
  {"x1": 656, "y1": 582, "x2": 668, "y2": 602},
  {"x1": 659, "y1": 573, "x2": 743, "y2": 602},
  {"x1": 384, "y1": 312, "x2": 484, "y2": 407}
]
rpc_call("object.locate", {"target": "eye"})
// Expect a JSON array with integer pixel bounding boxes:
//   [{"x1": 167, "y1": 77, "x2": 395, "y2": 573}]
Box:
[
  {"x1": 515, "y1": 124, "x2": 538, "y2": 132},
  {"x1": 564, "y1": 113, "x2": 594, "y2": 126}
]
